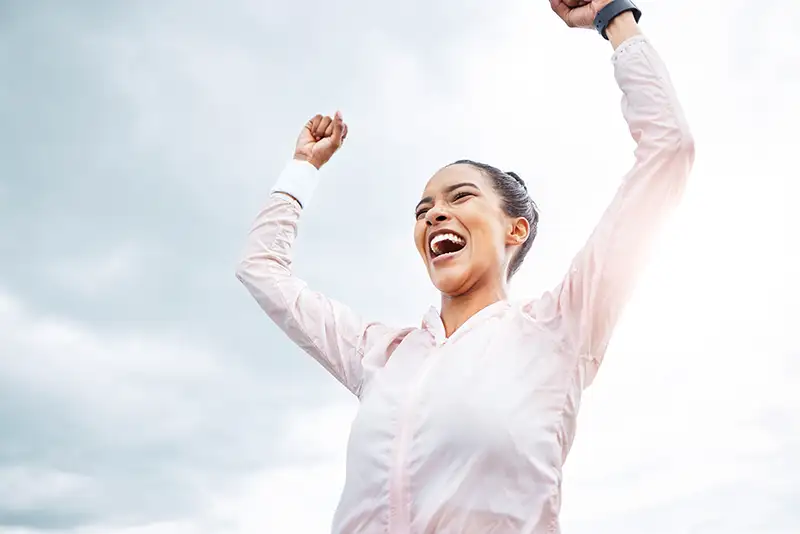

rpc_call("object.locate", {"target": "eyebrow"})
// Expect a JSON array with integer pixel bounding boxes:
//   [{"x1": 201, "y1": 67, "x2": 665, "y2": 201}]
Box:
[{"x1": 415, "y1": 182, "x2": 480, "y2": 211}]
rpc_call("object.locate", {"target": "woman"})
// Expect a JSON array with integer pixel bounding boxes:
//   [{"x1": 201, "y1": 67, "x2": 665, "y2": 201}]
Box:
[{"x1": 236, "y1": 1, "x2": 694, "y2": 532}]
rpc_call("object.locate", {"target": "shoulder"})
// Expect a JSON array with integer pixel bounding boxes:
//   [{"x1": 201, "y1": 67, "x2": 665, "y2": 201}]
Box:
[
  {"x1": 361, "y1": 322, "x2": 420, "y2": 358},
  {"x1": 515, "y1": 291, "x2": 562, "y2": 327}
]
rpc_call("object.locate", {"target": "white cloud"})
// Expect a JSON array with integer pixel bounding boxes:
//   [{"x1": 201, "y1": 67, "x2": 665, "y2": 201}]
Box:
[
  {"x1": 0, "y1": 467, "x2": 98, "y2": 513},
  {"x1": 0, "y1": 287, "x2": 227, "y2": 402},
  {"x1": 0, "y1": 287, "x2": 294, "y2": 526},
  {"x1": 44, "y1": 243, "x2": 150, "y2": 297},
  {"x1": 207, "y1": 462, "x2": 346, "y2": 534}
]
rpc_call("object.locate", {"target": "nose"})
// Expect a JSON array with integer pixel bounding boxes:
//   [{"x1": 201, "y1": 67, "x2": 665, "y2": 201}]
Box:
[{"x1": 425, "y1": 205, "x2": 450, "y2": 226}]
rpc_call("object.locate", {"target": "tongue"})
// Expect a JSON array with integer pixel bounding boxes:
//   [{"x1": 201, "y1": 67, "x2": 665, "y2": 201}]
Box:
[{"x1": 437, "y1": 239, "x2": 464, "y2": 255}]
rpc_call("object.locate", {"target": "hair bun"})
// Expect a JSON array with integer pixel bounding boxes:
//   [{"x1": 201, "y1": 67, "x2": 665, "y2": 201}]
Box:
[{"x1": 506, "y1": 171, "x2": 527, "y2": 192}]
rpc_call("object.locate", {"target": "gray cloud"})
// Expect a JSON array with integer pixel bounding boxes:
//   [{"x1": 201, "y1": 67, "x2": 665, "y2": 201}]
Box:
[
  {"x1": 0, "y1": 1, "x2": 505, "y2": 529},
  {"x1": 0, "y1": 291, "x2": 293, "y2": 529}
]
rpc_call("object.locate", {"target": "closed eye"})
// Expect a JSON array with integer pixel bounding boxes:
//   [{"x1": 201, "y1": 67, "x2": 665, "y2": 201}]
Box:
[
  {"x1": 452, "y1": 191, "x2": 473, "y2": 202},
  {"x1": 415, "y1": 208, "x2": 429, "y2": 220}
]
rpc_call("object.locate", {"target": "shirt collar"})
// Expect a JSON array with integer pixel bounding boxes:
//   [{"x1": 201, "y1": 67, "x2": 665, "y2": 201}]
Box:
[{"x1": 421, "y1": 300, "x2": 510, "y2": 345}]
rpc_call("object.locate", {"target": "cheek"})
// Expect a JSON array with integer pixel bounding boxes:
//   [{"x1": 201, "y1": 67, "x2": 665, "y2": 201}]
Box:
[
  {"x1": 463, "y1": 213, "x2": 504, "y2": 254},
  {"x1": 413, "y1": 223, "x2": 427, "y2": 255}
]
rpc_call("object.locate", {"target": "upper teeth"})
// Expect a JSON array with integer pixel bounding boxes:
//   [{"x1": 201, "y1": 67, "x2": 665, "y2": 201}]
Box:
[{"x1": 430, "y1": 233, "x2": 465, "y2": 254}]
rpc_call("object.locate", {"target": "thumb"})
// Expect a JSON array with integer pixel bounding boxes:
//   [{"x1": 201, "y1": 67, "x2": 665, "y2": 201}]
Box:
[{"x1": 331, "y1": 110, "x2": 345, "y2": 146}]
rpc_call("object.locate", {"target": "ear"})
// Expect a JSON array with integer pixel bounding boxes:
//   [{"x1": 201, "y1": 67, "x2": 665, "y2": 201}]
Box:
[{"x1": 506, "y1": 217, "x2": 530, "y2": 247}]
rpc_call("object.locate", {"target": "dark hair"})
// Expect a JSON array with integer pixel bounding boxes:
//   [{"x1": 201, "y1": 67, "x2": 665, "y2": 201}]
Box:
[{"x1": 449, "y1": 159, "x2": 540, "y2": 280}]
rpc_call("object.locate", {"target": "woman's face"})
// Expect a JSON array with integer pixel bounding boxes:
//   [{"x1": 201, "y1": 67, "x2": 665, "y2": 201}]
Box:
[{"x1": 414, "y1": 164, "x2": 528, "y2": 296}]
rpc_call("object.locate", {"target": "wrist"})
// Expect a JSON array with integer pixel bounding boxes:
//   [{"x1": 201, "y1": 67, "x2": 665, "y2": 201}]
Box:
[
  {"x1": 606, "y1": 11, "x2": 641, "y2": 49},
  {"x1": 294, "y1": 153, "x2": 323, "y2": 170}
]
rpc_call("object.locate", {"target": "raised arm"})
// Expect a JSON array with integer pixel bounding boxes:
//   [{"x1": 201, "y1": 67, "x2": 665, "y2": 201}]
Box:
[
  {"x1": 236, "y1": 113, "x2": 404, "y2": 396},
  {"x1": 530, "y1": 4, "x2": 695, "y2": 385}
]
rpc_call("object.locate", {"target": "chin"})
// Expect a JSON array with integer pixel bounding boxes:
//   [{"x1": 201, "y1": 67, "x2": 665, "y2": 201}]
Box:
[{"x1": 429, "y1": 266, "x2": 472, "y2": 297}]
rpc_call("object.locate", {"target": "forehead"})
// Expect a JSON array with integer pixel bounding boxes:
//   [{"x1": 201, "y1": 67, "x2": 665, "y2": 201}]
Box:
[{"x1": 421, "y1": 164, "x2": 492, "y2": 197}]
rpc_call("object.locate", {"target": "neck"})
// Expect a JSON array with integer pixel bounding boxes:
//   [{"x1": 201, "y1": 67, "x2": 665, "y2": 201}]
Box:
[{"x1": 439, "y1": 279, "x2": 507, "y2": 338}]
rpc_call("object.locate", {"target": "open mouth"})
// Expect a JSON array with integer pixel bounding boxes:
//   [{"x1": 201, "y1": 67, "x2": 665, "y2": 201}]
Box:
[{"x1": 429, "y1": 230, "x2": 467, "y2": 260}]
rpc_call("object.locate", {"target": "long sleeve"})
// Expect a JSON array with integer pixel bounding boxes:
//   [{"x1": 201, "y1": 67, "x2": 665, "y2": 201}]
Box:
[
  {"x1": 527, "y1": 36, "x2": 695, "y2": 386},
  {"x1": 235, "y1": 160, "x2": 401, "y2": 396}
]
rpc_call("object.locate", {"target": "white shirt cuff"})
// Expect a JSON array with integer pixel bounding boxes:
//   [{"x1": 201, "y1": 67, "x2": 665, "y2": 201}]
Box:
[{"x1": 270, "y1": 159, "x2": 320, "y2": 208}]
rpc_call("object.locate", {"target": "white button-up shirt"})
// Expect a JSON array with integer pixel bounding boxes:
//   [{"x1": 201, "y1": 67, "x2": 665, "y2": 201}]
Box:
[{"x1": 237, "y1": 35, "x2": 694, "y2": 534}]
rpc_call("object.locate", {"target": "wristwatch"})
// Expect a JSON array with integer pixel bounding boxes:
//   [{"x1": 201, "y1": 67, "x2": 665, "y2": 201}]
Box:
[{"x1": 594, "y1": 0, "x2": 642, "y2": 40}]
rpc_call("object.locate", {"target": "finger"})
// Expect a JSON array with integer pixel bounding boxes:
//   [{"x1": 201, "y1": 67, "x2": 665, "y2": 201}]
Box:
[
  {"x1": 342, "y1": 123, "x2": 349, "y2": 142},
  {"x1": 567, "y1": 3, "x2": 596, "y2": 27},
  {"x1": 331, "y1": 111, "x2": 345, "y2": 145},
  {"x1": 324, "y1": 120, "x2": 334, "y2": 138},
  {"x1": 315, "y1": 116, "x2": 332, "y2": 138},
  {"x1": 549, "y1": 0, "x2": 569, "y2": 17},
  {"x1": 308, "y1": 114, "x2": 323, "y2": 133},
  {"x1": 307, "y1": 114, "x2": 324, "y2": 139}
]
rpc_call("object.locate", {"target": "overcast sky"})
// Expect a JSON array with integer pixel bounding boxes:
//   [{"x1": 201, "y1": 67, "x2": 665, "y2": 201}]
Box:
[{"x1": 1, "y1": 0, "x2": 797, "y2": 532}]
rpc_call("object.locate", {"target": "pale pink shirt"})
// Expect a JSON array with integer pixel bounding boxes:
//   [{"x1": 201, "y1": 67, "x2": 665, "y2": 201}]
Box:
[{"x1": 236, "y1": 35, "x2": 694, "y2": 534}]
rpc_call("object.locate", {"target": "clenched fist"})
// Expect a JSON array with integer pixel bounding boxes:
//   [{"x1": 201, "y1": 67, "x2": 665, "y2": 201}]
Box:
[
  {"x1": 549, "y1": 0, "x2": 613, "y2": 29},
  {"x1": 294, "y1": 112, "x2": 349, "y2": 170}
]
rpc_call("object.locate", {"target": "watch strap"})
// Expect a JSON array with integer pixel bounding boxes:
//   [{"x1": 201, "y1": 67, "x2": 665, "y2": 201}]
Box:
[{"x1": 594, "y1": 0, "x2": 642, "y2": 40}]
